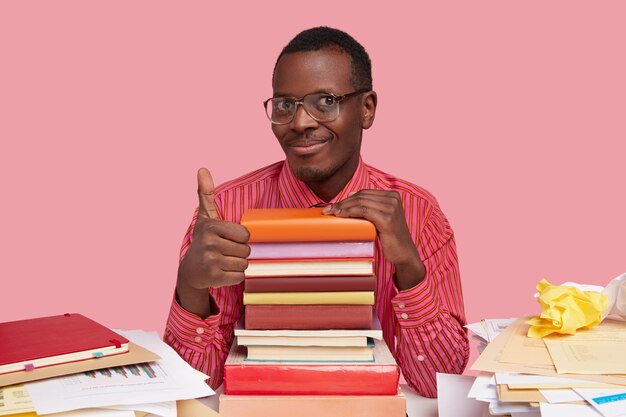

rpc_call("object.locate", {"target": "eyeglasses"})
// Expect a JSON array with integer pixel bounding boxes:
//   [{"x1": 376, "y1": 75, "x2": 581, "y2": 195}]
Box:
[{"x1": 263, "y1": 89, "x2": 369, "y2": 125}]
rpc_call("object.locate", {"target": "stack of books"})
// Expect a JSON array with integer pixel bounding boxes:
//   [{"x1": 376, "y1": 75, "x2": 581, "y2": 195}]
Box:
[{"x1": 218, "y1": 208, "x2": 406, "y2": 417}]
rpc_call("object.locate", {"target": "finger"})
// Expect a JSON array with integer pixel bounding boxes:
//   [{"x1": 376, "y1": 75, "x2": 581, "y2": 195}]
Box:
[
  {"x1": 218, "y1": 271, "x2": 246, "y2": 286},
  {"x1": 197, "y1": 168, "x2": 219, "y2": 219},
  {"x1": 216, "y1": 239, "x2": 251, "y2": 258},
  {"x1": 195, "y1": 220, "x2": 251, "y2": 244},
  {"x1": 334, "y1": 201, "x2": 391, "y2": 221},
  {"x1": 219, "y1": 255, "x2": 249, "y2": 273}
]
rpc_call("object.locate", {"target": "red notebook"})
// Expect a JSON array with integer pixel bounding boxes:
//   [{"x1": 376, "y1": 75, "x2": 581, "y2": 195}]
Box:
[{"x1": 0, "y1": 313, "x2": 129, "y2": 375}]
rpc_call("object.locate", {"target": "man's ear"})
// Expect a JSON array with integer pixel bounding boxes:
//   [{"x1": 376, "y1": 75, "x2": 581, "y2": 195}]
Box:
[{"x1": 361, "y1": 91, "x2": 377, "y2": 129}]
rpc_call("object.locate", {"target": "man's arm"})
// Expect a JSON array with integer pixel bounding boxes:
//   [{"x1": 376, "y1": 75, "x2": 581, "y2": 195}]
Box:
[
  {"x1": 391, "y1": 234, "x2": 469, "y2": 397},
  {"x1": 324, "y1": 190, "x2": 469, "y2": 397},
  {"x1": 164, "y1": 168, "x2": 249, "y2": 389}
]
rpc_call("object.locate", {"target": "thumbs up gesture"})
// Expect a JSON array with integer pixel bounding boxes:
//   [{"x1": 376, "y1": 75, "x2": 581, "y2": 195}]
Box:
[{"x1": 176, "y1": 168, "x2": 250, "y2": 317}]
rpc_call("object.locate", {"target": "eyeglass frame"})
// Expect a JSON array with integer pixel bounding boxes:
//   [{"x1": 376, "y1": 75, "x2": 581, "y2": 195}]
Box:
[{"x1": 263, "y1": 88, "x2": 370, "y2": 125}]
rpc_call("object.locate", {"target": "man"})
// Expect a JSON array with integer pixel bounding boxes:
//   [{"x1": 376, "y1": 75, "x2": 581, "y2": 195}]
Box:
[{"x1": 165, "y1": 26, "x2": 468, "y2": 398}]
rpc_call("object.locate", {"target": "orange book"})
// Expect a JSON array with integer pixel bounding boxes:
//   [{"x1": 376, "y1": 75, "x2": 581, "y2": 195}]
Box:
[{"x1": 240, "y1": 208, "x2": 376, "y2": 243}]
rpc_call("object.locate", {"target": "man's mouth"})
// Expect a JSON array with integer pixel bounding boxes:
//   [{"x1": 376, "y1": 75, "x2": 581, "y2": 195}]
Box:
[{"x1": 287, "y1": 137, "x2": 329, "y2": 156}]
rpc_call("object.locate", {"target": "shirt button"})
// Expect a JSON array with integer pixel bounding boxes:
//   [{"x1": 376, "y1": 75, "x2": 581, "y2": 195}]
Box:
[
  {"x1": 398, "y1": 303, "x2": 406, "y2": 309},
  {"x1": 194, "y1": 336, "x2": 202, "y2": 343},
  {"x1": 417, "y1": 355, "x2": 425, "y2": 361},
  {"x1": 400, "y1": 313, "x2": 409, "y2": 320},
  {"x1": 196, "y1": 327, "x2": 205, "y2": 334}
]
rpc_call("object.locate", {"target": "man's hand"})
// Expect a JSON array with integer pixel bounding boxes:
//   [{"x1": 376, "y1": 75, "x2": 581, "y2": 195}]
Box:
[
  {"x1": 176, "y1": 168, "x2": 250, "y2": 317},
  {"x1": 323, "y1": 190, "x2": 426, "y2": 291}
]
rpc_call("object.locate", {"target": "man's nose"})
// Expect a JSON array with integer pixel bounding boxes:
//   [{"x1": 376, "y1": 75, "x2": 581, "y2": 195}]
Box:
[{"x1": 290, "y1": 103, "x2": 319, "y2": 131}]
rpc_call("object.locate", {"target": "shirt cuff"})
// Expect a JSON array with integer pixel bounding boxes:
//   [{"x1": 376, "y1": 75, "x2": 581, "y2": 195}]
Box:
[
  {"x1": 391, "y1": 273, "x2": 442, "y2": 328},
  {"x1": 166, "y1": 293, "x2": 222, "y2": 349}
]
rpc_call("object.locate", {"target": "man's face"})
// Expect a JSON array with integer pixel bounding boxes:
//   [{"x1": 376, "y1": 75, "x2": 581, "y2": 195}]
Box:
[{"x1": 271, "y1": 49, "x2": 373, "y2": 192}]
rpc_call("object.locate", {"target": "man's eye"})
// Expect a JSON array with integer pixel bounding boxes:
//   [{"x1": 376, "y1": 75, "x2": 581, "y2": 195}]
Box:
[
  {"x1": 276, "y1": 100, "x2": 295, "y2": 111},
  {"x1": 318, "y1": 95, "x2": 336, "y2": 107}
]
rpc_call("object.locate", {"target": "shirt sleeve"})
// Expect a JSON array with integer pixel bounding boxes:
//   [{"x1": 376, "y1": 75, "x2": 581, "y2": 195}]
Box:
[
  {"x1": 390, "y1": 207, "x2": 470, "y2": 398},
  {"x1": 163, "y1": 208, "x2": 243, "y2": 390}
]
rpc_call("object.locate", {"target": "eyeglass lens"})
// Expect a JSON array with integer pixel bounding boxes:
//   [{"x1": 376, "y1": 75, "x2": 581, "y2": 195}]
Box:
[{"x1": 268, "y1": 94, "x2": 339, "y2": 124}]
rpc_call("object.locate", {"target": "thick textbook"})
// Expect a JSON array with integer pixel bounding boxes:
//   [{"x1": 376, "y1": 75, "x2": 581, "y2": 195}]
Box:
[
  {"x1": 245, "y1": 344, "x2": 374, "y2": 362},
  {"x1": 242, "y1": 291, "x2": 374, "y2": 305},
  {"x1": 0, "y1": 314, "x2": 129, "y2": 375},
  {"x1": 240, "y1": 208, "x2": 376, "y2": 242},
  {"x1": 244, "y1": 258, "x2": 374, "y2": 277},
  {"x1": 244, "y1": 275, "x2": 376, "y2": 293},
  {"x1": 219, "y1": 389, "x2": 406, "y2": 417},
  {"x1": 223, "y1": 337, "x2": 399, "y2": 395},
  {"x1": 243, "y1": 304, "x2": 374, "y2": 330},
  {"x1": 248, "y1": 241, "x2": 374, "y2": 259}
]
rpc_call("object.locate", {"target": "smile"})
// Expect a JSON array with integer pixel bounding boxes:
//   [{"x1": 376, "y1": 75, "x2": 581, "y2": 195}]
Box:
[{"x1": 287, "y1": 139, "x2": 329, "y2": 156}]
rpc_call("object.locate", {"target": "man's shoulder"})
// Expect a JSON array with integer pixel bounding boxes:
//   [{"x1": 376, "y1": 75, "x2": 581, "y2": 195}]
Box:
[
  {"x1": 365, "y1": 163, "x2": 439, "y2": 206},
  {"x1": 215, "y1": 161, "x2": 284, "y2": 195}
]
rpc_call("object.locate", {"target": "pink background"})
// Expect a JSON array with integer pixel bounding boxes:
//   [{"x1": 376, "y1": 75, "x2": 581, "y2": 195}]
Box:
[{"x1": 1, "y1": 1, "x2": 625, "y2": 368}]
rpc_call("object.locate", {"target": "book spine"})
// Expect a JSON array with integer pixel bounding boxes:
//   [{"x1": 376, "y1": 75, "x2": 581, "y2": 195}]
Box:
[
  {"x1": 218, "y1": 391, "x2": 406, "y2": 417},
  {"x1": 244, "y1": 276, "x2": 376, "y2": 293},
  {"x1": 243, "y1": 291, "x2": 375, "y2": 305},
  {"x1": 223, "y1": 363, "x2": 399, "y2": 395},
  {"x1": 248, "y1": 241, "x2": 375, "y2": 260},
  {"x1": 244, "y1": 305, "x2": 373, "y2": 330}
]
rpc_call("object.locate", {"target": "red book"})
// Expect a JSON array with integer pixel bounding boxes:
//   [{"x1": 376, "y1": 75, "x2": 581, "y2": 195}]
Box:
[
  {"x1": 244, "y1": 275, "x2": 376, "y2": 293},
  {"x1": 240, "y1": 208, "x2": 376, "y2": 243},
  {"x1": 223, "y1": 338, "x2": 399, "y2": 395},
  {"x1": 0, "y1": 313, "x2": 129, "y2": 375},
  {"x1": 244, "y1": 304, "x2": 374, "y2": 330}
]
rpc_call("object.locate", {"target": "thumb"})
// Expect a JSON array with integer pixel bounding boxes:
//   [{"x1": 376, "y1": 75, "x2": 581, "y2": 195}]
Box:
[{"x1": 197, "y1": 168, "x2": 219, "y2": 219}]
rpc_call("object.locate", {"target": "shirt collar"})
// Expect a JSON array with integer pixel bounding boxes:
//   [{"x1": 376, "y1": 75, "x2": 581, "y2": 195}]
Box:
[{"x1": 277, "y1": 157, "x2": 370, "y2": 208}]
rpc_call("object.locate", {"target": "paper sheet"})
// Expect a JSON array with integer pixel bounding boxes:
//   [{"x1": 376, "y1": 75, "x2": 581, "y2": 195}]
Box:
[
  {"x1": 540, "y1": 402, "x2": 603, "y2": 416},
  {"x1": 603, "y1": 273, "x2": 626, "y2": 320},
  {"x1": 465, "y1": 318, "x2": 515, "y2": 342},
  {"x1": 105, "y1": 401, "x2": 176, "y2": 417},
  {"x1": 500, "y1": 319, "x2": 554, "y2": 366},
  {"x1": 575, "y1": 388, "x2": 626, "y2": 417},
  {"x1": 539, "y1": 388, "x2": 584, "y2": 403},
  {"x1": 436, "y1": 373, "x2": 489, "y2": 417},
  {"x1": 0, "y1": 384, "x2": 34, "y2": 416},
  {"x1": 25, "y1": 330, "x2": 214, "y2": 414},
  {"x1": 496, "y1": 384, "x2": 546, "y2": 403},
  {"x1": 495, "y1": 373, "x2": 622, "y2": 389},
  {"x1": 467, "y1": 373, "x2": 497, "y2": 402},
  {"x1": 544, "y1": 319, "x2": 626, "y2": 374}
]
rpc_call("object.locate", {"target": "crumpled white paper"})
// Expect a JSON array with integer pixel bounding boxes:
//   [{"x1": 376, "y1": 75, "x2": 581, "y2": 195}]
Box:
[{"x1": 602, "y1": 272, "x2": 626, "y2": 320}]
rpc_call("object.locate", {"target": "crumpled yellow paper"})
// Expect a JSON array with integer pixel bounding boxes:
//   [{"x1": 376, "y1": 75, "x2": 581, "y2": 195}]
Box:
[{"x1": 527, "y1": 278, "x2": 608, "y2": 338}]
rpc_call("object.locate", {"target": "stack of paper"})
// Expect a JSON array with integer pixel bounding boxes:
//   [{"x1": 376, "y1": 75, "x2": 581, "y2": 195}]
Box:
[
  {"x1": 0, "y1": 329, "x2": 215, "y2": 417},
  {"x1": 466, "y1": 317, "x2": 626, "y2": 417}
]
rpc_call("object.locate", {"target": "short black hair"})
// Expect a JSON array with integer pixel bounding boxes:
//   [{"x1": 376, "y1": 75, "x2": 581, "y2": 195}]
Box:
[{"x1": 274, "y1": 26, "x2": 373, "y2": 91}]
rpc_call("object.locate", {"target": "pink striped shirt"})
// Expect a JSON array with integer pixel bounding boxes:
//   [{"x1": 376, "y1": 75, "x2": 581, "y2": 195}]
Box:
[{"x1": 164, "y1": 157, "x2": 469, "y2": 398}]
